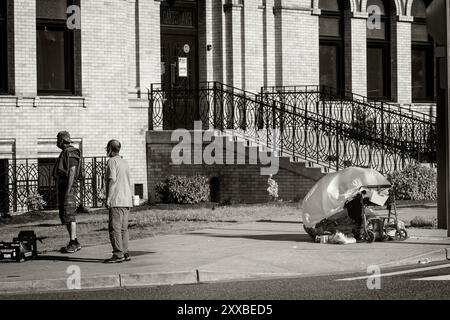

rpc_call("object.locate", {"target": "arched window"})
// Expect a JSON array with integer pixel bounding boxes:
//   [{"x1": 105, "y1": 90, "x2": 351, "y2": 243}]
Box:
[
  {"x1": 411, "y1": 0, "x2": 434, "y2": 102},
  {"x1": 319, "y1": 0, "x2": 344, "y2": 93},
  {"x1": 367, "y1": 0, "x2": 391, "y2": 100},
  {"x1": 0, "y1": 0, "x2": 7, "y2": 94}
]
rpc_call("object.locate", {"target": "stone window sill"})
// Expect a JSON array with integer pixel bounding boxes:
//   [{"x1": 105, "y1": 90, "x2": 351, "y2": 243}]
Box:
[{"x1": 0, "y1": 95, "x2": 86, "y2": 108}]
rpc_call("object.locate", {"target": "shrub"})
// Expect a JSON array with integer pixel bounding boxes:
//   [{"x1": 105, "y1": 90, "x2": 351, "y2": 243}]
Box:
[
  {"x1": 388, "y1": 163, "x2": 437, "y2": 201},
  {"x1": 155, "y1": 175, "x2": 210, "y2": 204},
  {"x1": 26, "y1": 192, "x2": 46, "y2": 212},
  {"x1": 410, "y1": 216, "x2": 437, "y2": 229}
]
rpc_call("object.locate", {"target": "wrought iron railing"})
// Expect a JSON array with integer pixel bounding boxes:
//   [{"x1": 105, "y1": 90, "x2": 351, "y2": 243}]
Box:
[
  {"x1": 261, "y1": 85, "x2": 436, "y2": 155},
  {"x1": 148, "y1": 82, "x2": 436, "y2": 174},
  {"x1": 0, "y1": 157, "x2": 107, "y2": 214}
]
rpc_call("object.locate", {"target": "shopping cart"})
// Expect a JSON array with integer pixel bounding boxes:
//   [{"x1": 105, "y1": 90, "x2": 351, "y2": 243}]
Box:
[{"x1": 358, "y1": 184, "x2": 408, "y2": 243}]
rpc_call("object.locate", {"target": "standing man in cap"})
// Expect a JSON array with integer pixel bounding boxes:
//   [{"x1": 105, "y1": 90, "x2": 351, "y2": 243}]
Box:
[
  {"x1": 53, "y1": 131, "x2": 82, "y2": 253},
  {"x1": 104, "y1": 139, "x2": 133, "y2": 263}
]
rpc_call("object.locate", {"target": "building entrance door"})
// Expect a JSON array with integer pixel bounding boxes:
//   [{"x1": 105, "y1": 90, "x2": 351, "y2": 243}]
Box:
[{"x1": 160, "y1": 1, "x2": 198, "y2": 130}]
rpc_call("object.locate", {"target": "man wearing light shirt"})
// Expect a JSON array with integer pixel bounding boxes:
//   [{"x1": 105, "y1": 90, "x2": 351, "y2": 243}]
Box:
[{"x1": 104, "y1": 139, "x2": 133, "y2": 263}]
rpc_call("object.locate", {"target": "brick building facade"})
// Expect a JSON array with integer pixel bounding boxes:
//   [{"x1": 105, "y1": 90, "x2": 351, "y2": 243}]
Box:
[{"x1": 0, "y1": 0, "x2": 436, "y2": 207}]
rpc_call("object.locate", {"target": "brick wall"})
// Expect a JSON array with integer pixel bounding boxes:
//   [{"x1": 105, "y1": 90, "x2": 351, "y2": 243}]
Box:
[
  {"x1": 0, "y1": 0, "x2": 434, "y2": 207},
  {"x1": 12, "y1": 0, "x2": 36, "y2": 97},
  {"x1": 390, "y1": 9, "x2": 398, "y2": 102},
  {"x1": 344, "y1": 4, "x2": 353, "y2": 93},
  {"x1": 146, "y1": 131, "x2": 322, "y2": 204},
  {"x1": 0, "y1": 0, "x2": 153, "y2": 201},
  {"x1": 127, "y1": 0, "x2": 137, "y2": 92},
  {"x1": 264, "y1": 0, "x2": 276, "y2": 88},
  {"x1": 7, "y1": 0, "x2": 14, "y2": 94},
  {"x1": 396, "y1": 20, "x2": 412, "y2": 104},
  {"x1": 274, "y1": 3, "x2": 320, "y2": 86},
  {"x1": 224, "y1": 4, "x2": 244, "y2": 88},
  {"x1": 212, "y1": 0, "x2": 225, "y2": 83},
  {"x1": 350, "y1": 15, "x2": 368, "y2": 96},
  {"x1": 243, "y1": 2, "x2": 264, "y2": 92}
]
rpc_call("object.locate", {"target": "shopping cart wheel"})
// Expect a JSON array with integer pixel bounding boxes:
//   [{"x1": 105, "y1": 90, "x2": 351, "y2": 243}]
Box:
[
  {"x1": 366, "y1": 230, "x2": 375, "y2": 243},
  {"x1": 395, "y1": 229, "x2": 408, "y2": 241}
]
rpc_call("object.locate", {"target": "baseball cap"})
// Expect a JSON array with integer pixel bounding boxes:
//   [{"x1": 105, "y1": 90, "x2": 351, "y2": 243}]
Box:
[{"x1": 57, "y1": 131, "x2": 73, "y2": 143}]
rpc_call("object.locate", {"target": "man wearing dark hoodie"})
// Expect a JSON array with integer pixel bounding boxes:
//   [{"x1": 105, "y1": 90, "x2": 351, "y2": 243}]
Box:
[{"x1": 53, "y1": 131, "x2": 82, "y2": 253}]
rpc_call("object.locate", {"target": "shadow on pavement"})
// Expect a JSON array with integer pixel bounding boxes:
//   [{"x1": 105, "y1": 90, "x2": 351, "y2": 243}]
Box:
[
  {"x1": 35, "y1": 251, "x2": 155, "y2": 263},
  {"x1": 36, "y1": 256, "x2": 105, "y2": 263},
  {"x1": 188, "y1": 232, "x2": 312, "y2": 242},
  {"x1": 256, "y1": 220, "x2": 302, "y2": 224},
  {"x1": 14, "y1": 221, "x2": 99, "y2": 228},
  {"x1": 389, "y1": 241, "x2": 450, "y2": 246}
]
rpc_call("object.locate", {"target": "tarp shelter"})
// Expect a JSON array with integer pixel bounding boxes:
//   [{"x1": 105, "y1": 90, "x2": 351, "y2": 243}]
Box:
[{"x1": 302, "y1": 167, "x2": 390, "y2": 228}]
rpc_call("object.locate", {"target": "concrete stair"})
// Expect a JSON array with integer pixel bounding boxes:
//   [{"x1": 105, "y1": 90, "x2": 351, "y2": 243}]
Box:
[{"x1": 212, "y1": 132, "x2": 323, "y2": 180}]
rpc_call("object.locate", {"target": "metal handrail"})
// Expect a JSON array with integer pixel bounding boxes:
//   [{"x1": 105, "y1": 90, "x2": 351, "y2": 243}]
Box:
[
  {"x1": 262, "y1": 85, "x2": 436, "y2": 123},
  {"x1": 148, "y1": 81, "x2": 436, "y2": 173}
]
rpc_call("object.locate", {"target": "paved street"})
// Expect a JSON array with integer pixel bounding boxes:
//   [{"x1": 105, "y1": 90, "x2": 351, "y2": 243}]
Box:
[
  {"x1": 0, "y1": 207, "x2": 448, "y2": 299},
  {"x1": 1, "y1": 261, "x2": 449, "y2": 300}
]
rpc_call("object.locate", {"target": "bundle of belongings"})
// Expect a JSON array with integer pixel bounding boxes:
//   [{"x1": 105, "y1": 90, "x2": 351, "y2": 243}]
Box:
[
  {"x1": 302, "y1": 167, "x2": 405, "y2": 245},
  {"x1": 310, "y1": 197, "x2": 361, "y2": 245}
]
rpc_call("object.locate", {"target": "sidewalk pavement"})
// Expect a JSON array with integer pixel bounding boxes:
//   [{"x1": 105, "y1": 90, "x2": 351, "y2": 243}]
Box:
[{"x1": 0, "y1": 207, "x2": 449, "y2": 294}]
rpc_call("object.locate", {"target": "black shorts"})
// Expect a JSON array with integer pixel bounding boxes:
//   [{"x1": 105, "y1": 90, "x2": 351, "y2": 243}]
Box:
[{"x1": 58, "y1": 192, "x2": 77, "y2": 225}]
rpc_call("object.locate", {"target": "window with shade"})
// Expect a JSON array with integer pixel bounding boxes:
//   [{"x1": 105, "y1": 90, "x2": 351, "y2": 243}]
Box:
[
  {"x1": 411, "y1": 0, "x2": 434, "y2": 102},
  {"x1": 0, "y1": 0, "x2": 7, "y2": 94},
  {"x1": 319, "y1": 0, "x2": 344, "y2": 94},
  {"x1": 37, "y1": 0, "x2": 75, "y2": 95},
  {"x1": 367, "y1": 0, "x2": 390, "y2": 101}
]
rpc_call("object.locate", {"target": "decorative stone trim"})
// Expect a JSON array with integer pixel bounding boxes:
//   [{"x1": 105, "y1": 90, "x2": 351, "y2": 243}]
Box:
[
  {"x1": 0, "y1": 139, "x2": 15, "y2": 158},
  {"x1": 0, "y1": 96, "x2": 86, "y2": 108},
  {"x1": 398, "y1": 15, "x2": 414, "y2": 22},
  {"x1": 128, "y1": 98, "x2": 149, "y2": 109},
  {"x1": 223, "y1": 3, "x2": 243, "y2": 13},
  {"x1": 352, "y1": 11, "x2": 369, "y2": 19},
  {"x1": 37, "y1": 138, "x2": 83, "y2": 158},
  {"x1": 272, "y1": 5, "x2": 314, "y2": 15}
]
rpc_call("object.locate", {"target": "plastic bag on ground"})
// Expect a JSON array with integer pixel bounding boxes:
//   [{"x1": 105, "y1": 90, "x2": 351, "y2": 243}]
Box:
[{"x1": 328, "y1": 231, "x2": 356, "y2": 245}]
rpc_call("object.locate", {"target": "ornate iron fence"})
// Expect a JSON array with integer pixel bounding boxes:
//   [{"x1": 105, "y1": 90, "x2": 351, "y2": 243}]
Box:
[
  {"x1": 0, "y1": 157, "x2": 106, "y2": 215},
  {"x1": 148, "y1": 82, "x2": 436, "y2": 174},
  {"x1": 261, "y1": 85, "x2": 436, "y2": 160}
]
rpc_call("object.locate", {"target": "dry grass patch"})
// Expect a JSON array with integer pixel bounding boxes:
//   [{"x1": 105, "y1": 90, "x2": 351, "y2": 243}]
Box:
[{"x1": 0, "y1": 203, "x2": 301, "y2": 253}]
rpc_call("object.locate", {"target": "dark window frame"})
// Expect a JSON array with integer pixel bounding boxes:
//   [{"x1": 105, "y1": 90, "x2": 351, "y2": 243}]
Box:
[
  {"x1": 319, "y1": 3, "x2": 345, "y2": 94},
  {"x1": 36, "y1": 0, "x2": 75, "y2": 96},
  {"x1": 411, "y1": 15, "x2": 434, "y2": 103},
  {"x1": 367, "y1": 0, "x2": 391, "y2": 101},
  {"x1": 0, "y1": 0, "x2": 7, "y2": 94}
]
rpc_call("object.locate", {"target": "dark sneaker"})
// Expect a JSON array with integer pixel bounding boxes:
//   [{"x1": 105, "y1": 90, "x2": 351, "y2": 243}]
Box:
[
  {"x1": 61, "y1": 241, "x2": 77, "y2": 254},
  {"x1": 124, "y1": 253, "x2": 131, "y2": 262},
  {"x1": 74, "y1": 239, "x2": 82, "y2": 252},
  {"x1": 103, "y1": 256, "x2": 125, "y2": 263}
]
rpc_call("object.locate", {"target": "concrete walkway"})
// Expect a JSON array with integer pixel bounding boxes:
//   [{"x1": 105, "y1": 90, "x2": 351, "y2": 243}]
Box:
[{"x1": 0, "y1": 208, "x2": 449, "y2": 294}]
